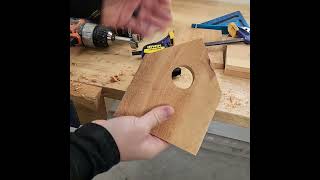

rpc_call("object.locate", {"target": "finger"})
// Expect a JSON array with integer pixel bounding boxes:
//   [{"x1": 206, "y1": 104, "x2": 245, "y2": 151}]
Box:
[
  {"x1": 139, "y1": 3, "x2": 171, "y2": 23},
  {"x1": 101, "y1": 9, "x2": 119, "y2": 27},
  {"x1": 143, "y1": 10, "x2": 172, "y2": 32},
  {"x1": 141, "y1": 23, "x2": 152, "y2": 38},
  {"x1": 145, "y1": 15, "x2": 171, "y2": 31},
  {"x1": 141, "y1": 0, "x2": 154, "y2": 9},
  {"x1": 127, "y1": 17, "x2": 150, "y2": 36},
  {"x1": 139, "y1": 105, "x2": 174, "y2": 131},
  {"x1": 144, "y1": 25, "x2": 159, "y2": 38},
  {"x1": 158, "y1": 0, "x2": 172, "y2": 5},
  {"x1": 153, "y1": 6, "x2": 172, "y2": 21},
  {"x1": 127, "y1": 18, "x2": 142, "y2": 35},
  {"x1": 117, "y1": 0, "x2": 142, "y2": 27}
]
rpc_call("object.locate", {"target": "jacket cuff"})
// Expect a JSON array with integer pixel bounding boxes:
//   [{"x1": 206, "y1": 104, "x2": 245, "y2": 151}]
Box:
[{"x1": 74, "y1": 123, "x2": 120, "y2": 175}]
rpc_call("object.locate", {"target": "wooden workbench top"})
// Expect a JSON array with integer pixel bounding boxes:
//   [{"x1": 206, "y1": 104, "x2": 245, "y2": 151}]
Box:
[{"x1": 70, "y1": 0, "x2": 250, "y2": 128}]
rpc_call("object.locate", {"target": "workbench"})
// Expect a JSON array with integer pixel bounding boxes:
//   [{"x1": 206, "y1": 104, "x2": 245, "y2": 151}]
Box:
[{"x1": 70, "y1": 0, "x2": 250, "y2": 142}]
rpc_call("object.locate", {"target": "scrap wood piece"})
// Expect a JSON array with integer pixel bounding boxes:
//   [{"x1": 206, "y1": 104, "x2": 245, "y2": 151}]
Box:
[
  {"x1": 175, "y1": 28, "x2": 224, "y2": 69},
  {"x1": 214, "y1": 69, "x2": 250, "y2": 128},
  {"x1": 115, "y1": 39, "x2": 221, "y2": 155},
  {"x1": 70, "y1": 82, "x2": 107, "y2": 123},
  {"x1": 224, "y1": 44, "x2": 250, "y2": 79}
]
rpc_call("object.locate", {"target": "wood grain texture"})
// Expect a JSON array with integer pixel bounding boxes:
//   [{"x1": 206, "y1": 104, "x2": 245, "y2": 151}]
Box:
[
  {"x1": 224, "y1": 44, "x2": 250, "y2": 79},
  {"x1": 115, "y1": 40, "x2": 221, "y2": 155},
  {"x1": 70, "y1": 0, "x2": 250, "y2": 127},
  {"x1": 70, "y1": 82, "x2": 107, "y2": 123},
  {"x1": 175, "y1": 28, "x2": 224, "y2": 69}
]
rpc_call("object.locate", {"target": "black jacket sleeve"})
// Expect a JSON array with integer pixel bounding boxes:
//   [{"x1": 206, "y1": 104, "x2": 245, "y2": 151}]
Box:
[
  {"x1": 70, "y1": 0, "x2": 102, "y2": 19},
  {"x1": 70, "y1": 123, "x2": 120, "y2": 180}
]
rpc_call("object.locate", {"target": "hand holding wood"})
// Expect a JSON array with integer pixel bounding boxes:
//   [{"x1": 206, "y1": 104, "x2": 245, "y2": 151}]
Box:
[{"x1": 93, "y1": 105, "x2": 174, "y2": 161}]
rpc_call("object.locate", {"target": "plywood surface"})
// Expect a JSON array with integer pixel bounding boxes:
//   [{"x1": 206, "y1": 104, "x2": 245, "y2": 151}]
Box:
[
  {"x1": 70, "y1": 0, "x2": 250, "y2": 128},
  {"x1": 224, "y1": 44, "x2": 250, "y2": 79},
  {"x1": 175, "y1": 28, "x2": 224, "y2": 69},
  {"x1": 115, "y1": 40, "x2": 221, "y2": 155}
]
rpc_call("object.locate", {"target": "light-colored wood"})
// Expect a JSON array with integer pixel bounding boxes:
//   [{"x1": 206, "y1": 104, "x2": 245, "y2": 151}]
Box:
[
  {"x1": 73, "y1": 102, "x2": 105, "y2": 124},
  {"x1": 70, "y1": 0, "x2": 250, "y2": 128},
  {"x1": 175, "y1": 28, "x2": 224, "y2": 69},
  {"x1": 115, "y1": 40, "x2": 221, "y2": 155},
  {"x1": 70, "y1": 82, "x2": 107, "y2": 123},
  {"x1": 215, "y1": 70, "x2": 249, "y2": 127},
  {"x1": 224, "y1": 44, "x2": 250, "y2": 79},
  {"x1": 70, "y1": 51, "x2": 250, "y2": 128}
]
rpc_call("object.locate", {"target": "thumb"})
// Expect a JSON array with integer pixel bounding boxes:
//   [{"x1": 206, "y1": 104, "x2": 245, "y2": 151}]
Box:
[{"x1": 139, "y1": 105, "x2": 174, "y2": 131}]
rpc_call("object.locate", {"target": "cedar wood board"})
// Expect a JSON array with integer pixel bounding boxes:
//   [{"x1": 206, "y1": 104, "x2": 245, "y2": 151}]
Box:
[{"x1": 115, "y1": 39, "x2": 221, "y2": 155}]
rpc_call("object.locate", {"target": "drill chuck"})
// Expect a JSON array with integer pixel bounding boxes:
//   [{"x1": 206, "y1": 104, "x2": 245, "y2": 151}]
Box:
[{"x1": 80, "y1": 23, "x2": 115, "y2": 48}]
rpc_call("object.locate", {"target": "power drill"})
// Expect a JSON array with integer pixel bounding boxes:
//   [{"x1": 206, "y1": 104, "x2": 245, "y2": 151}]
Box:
[{"x1": 70, "y1": 18, "x2": 140, "y2": 49}]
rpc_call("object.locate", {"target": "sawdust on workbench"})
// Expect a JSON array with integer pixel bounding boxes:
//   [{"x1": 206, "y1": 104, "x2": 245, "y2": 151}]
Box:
[
  {"x1": 110, "y1": 71, "x2": 125, "y2": 83},
  {"x1": 71, "y1": 82, "x2": 86, "y2": 92},
  {"x1": 110, "y1": 75, "x2": 120, "y2": 82},
  {"x1": 70, "y1": 82, "x2": 96, "y2": 102},
  {"x1": 222, "y1": 89, "x2": 248, "y2": 112}
]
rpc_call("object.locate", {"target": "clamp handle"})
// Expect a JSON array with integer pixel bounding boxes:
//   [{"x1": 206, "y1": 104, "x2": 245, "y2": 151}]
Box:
[{"x1": 228, "y1": 22, "x2": 250, "y2": 44}]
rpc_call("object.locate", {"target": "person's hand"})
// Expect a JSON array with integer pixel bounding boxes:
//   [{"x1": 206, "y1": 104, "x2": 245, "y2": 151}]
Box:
[
  {"x1": 93, "y1": 105, "x2": 174, "y2": 161},
  {"x1": 100, "y1": 0, "x2": 172, "y2": 37}
]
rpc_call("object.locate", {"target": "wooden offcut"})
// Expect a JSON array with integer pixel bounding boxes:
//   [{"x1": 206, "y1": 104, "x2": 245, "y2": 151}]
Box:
[
  {"x1": 70, "y1": 82, "x2": 107, "y2": 123},
  {"x1": 175, "y1": 28, "x2": 224, "y2": 69},
  {"x1": 224, "y1": 44, "x2": 250, "y2": 79},
  {"x1": 115, "y1": 39, "x2": 221, "y2": 155}
]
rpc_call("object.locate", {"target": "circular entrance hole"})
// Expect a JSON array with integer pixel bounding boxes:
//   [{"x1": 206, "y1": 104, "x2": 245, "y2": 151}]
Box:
[{"x1": 172, "y1": 67, "x2": 194, "y2": 89}]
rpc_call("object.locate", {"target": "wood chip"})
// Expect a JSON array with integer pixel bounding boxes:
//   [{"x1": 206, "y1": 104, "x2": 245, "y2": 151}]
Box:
[
  {"x1": 110, "y1": 75, "x2": 120, "y2": 83},
  {"x1": 80, "y1": 74, "x2": 88, "y2": 80}
]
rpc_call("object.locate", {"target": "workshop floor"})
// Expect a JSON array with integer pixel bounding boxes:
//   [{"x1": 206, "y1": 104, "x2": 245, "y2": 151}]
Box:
[{"x1": 93, "y1": 146, "x2": 250, "y2": 180}]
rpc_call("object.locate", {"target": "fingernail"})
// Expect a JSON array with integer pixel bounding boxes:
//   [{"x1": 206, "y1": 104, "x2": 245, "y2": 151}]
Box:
[{"x1": 163, "y1": 106, "x2": 174, "y2": 117}]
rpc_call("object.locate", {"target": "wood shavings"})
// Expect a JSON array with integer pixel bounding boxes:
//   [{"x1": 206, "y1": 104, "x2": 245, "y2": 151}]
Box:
[
  {"x1": 75, "y1": 86, "x2": 82, "y2": 91},
  {"x1": 71, "y1": 82, "x2": 83, "y2": 94},
  {"x1": 80, "y1": 74, "x2": 88, "y2": 80},
  {"x1": 109, "y1": 71, "x2": 127, "y2": 83},
  {"x1": 222, "y1": 90, "x2": 242, "y2": 110},
  {"x1": 110, "y1": 75, "x2": 120, "y2": 83},
  {"x1": 119, "y1": 71, "x2": 124, "y2": 76}
]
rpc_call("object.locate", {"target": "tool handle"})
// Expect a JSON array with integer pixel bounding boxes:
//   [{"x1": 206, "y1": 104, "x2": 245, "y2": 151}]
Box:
[
  {"x1": 204, "y1": 38, "x2": 244, "y2": 46},
  {"x1": 237, "y1": 28, "x2": 250, "y2": 44},
  {"x1": 132, "y1": 51, "x2": 142, "y2": 56}
]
